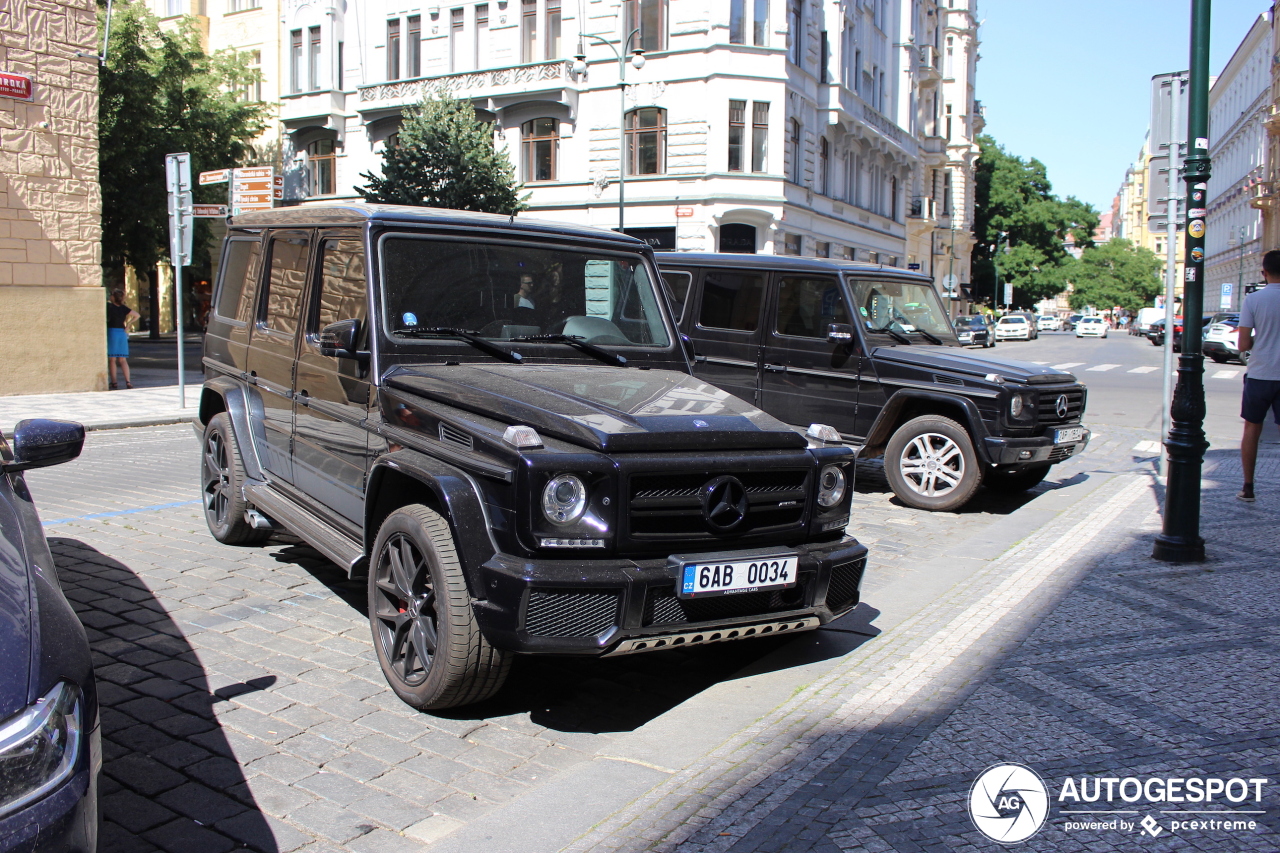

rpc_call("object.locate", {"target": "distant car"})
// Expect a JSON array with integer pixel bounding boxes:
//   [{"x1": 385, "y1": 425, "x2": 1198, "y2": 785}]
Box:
[
  {"x1": 1005, "y1": 311, "x2": 1039, "y2": 339},
  {"x1": 1064, "y1": 313, "x2": 1083, "y2": 332},
  {"x1": 1132, "y1": 307, "x2": 1165, "y2": 336},
  {"x1": 1150, "y1": 314, "x2": 1219, "y2": 353},
  {"x1": 1037, "y1": 315, "x2": 1063, "y2": 332},
  {"x1": 953, "y1": 315, "x2": 994, "y2": 348},
  {"x1": 1204, "y1": 313, "x2": 1248, "y2": 364},
  {"x1": 1075, "y1": 316, "x2": 1109, "y2": 338},
  {"x1": 995, "y1": 314, "x2": 1033, "y2": 341},
  {"x1": 0, "y1": 419, "x2": 98, "y2": 853}
]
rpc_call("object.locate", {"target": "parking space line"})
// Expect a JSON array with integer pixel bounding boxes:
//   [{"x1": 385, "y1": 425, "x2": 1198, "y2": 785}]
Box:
[
  {"x1": 1128, "y1": 366, "x2": 1159, "y2": 374},
  {"x1": 1212, "y1": 370, "x2": 1240, "y2": 379},
  {"x1": 1086, "y1": 364, "x2": 1120, "y2": 372},
  {"x1": 1052, "y1": 362, "x2": 1085, "y2": 370}
]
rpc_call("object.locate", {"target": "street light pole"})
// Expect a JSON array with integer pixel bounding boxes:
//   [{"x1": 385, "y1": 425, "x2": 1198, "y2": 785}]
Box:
[
  {"x1": 573, "y1": 31, "x2": 645, "y2": 234},
  {"x1": 992, "y1": 230, "x2": 1006, "y2": 312},
  {"x1": 1237, "y1": 224, "x2": 1246, "y2": 311},
  {"x1": 1154, "y1": 0, "x2": 1211, "y2": 563}
]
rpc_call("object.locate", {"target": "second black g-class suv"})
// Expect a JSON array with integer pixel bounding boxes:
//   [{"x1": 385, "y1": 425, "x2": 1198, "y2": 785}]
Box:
[
  {"x1": 657, "y1": 254, "x2": 1091, "y2": 512},
  {"x1": 196, "y1": 205, "x2": 866, "y2": 710}
]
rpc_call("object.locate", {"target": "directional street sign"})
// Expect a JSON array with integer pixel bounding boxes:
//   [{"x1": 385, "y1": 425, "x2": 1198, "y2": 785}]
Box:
[
  {"x1": 231, "y1": 166, "x2": 275, "y2": 215},
  {"x1": 199, "y1": 169, "x2": 230, "y2": 185},
  {"x1": 191, "y1": 204, "x2": 228, "y2": 218}
]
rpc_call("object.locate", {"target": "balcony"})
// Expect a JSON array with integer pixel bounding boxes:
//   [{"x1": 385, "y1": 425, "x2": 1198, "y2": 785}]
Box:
[
  {"x1": 1249, "y1": 180, "x2": 1277, "y2": 210},
  {"x1": 909, "y1": 197, "x2": 936, "y2": 220},
  {"x1": 921, "y1": 134, "x2": 947, "y2": 155},
  {"x1": 356, "y1": 60, "x2": 577, "y2": 117},
  {"x1": 823, "y1": 85, "x2": 917, "y2": 158},
  {"x1": 916, "y1": 45, "x2": 941, "y2": 82},
  {"x1": 280, "y1": 90, "x2": 346, "y2": 134}
]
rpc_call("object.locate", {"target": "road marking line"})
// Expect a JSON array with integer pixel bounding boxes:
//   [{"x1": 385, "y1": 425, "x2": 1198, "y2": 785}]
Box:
[
  {"x1": 42, "y1": 499, "x2": 202, "y2": 527},
  {"x1": 1128, "y1": 366, "x2": 1159, "y2": 374},
  {"x1": 1133, "y1": 440, "x2": 1163, "y2": 454},
  {"x1": 1212, "y1": 370, "x2": 1240, "y2": 379},
  {"x1": 1086, "y1": 364, "x2": 1120, "y2": 372},
  {"x1": 1052, "y1": 362, "x2": 1085, "y2": 370}
]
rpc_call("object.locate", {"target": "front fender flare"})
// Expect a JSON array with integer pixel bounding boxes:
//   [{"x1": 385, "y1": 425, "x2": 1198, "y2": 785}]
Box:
[{"x1": 862, "y1": 389, "x2": 994, "y2": 466}]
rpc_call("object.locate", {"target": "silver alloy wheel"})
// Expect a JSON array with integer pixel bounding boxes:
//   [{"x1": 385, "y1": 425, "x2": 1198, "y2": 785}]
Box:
[{"x1": 897, "y1": 432, "x2": 965, "y2": 497}]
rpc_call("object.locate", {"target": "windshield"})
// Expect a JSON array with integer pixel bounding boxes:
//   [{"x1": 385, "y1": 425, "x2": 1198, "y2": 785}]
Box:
[
  {"x1": 379, "y1": 236, "x2": 671, "y2": 348},
  {"x1": 845, "y1": 277, "x2": 954, "y2": 337},
  {"x1": 955, "y1": 316, "x2": 985, "y2": 328},
  {"x1": 1000, "y1": 316, "x2": 1026, "y2": 324}
]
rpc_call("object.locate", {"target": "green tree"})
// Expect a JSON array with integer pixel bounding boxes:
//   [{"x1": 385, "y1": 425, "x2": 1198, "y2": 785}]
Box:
[
  {"x1": 1063, "y1": 238, "x2": 1164, "y2": 314},
  {"x1": 99, "y1": 1, "x2": 266, "y2": 334},
  {"x1": 357, "y1": 95, "x2": 526, "y2": 214},
  {"x1": 971, "y1": 135, "x2": 1099, "y2": 309}
]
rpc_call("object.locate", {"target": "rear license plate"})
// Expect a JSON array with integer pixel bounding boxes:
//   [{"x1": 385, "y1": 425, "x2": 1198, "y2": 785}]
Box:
[
  {"x1": 678, "y1": 555, "x2": 798, "y2": 598},
  {"x1": 1054, "y1": 427, "x2": 1084, "y2": 444}
]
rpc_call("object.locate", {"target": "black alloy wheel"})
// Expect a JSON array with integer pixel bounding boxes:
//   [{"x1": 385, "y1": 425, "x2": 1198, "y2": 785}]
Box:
[{"x1": 201, "y1": 413, "x2": 270, "y2": 545}]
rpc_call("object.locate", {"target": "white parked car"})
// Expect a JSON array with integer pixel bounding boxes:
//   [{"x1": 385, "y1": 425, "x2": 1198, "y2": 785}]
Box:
[
  {"x1": 1075, "y1": 316, "x2": 1109, "y2": 338},
  {"x1": 994, "y1": 315, "x2": 1033, "y2": 340},
  {"x1": 1037, "y1": 315, "x2": 1063, "y2": 332}
]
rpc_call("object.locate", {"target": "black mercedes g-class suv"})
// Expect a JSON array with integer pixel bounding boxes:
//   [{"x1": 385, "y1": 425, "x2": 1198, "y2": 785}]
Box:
[
  {"x1": 196, "y1": 205, "x2": 866, "y2": 710},
  {"x1": 657, "y1": 254, "x2": 1091, "y2": 512}
]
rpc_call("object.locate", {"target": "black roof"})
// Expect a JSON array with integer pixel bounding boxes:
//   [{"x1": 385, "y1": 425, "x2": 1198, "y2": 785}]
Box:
[
  {"x1": 229, "y1": 202, "x2": 648, "y2": 247},
  {"x1": 654, "y1": 251, "x2": 933, "y2": 281}
]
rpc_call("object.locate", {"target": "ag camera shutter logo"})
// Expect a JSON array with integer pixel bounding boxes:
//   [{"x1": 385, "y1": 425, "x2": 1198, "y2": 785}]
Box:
[{"x1": 969, "y1": 763, "x2": 1050, "y2": 844}]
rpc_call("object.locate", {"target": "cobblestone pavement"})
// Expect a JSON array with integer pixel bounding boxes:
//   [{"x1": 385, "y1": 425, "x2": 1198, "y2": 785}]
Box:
[{"x1": 562, "y1": 450, "x2": 1280, "y2": 853}]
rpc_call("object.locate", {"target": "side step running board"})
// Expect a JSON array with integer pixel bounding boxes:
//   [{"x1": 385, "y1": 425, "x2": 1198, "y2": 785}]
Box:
[{"x1": 243, "y1": 482, "x2": 366, "y2": 575}]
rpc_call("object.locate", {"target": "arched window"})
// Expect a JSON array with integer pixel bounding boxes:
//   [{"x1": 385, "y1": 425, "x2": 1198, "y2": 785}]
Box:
[
  {"x1": 306, "y1": 138, "x2": 336, "y2": 196},
  {"x1": 521, "y1": 118, "x2": 559, "y2": 182},
  {"x1": 626, "y1": 108, "x2": 666, "y2": 176}
]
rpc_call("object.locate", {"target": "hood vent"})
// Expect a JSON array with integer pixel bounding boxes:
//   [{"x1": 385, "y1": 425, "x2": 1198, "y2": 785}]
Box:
[
  {"x1": 933, "y1": 374, "x2": 964, "y2": 387},
  {"x1": 439, "y1": 422, "x2": 475, "y2": 451}
]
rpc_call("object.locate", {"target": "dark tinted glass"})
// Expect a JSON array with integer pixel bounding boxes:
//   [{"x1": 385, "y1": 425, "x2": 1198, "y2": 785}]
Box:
[
  {"x1": 263, "y1": 235, "x2": 310, "y2": 335},
  {"x1": 315, "y1": 238, "x2": 368, "y2": 334},
  {"x1": 215, "y1": 238, "x2": 259, "y2": 322},
  {"x1": 661, "y1": 270, "x2": 692, "y2": 321},
  {"x1": 699, "y1": 271, "x2": 763, "y2": 331},
  {"x1": 775, "y1": 276, "x2": 848, "y2": 338}
]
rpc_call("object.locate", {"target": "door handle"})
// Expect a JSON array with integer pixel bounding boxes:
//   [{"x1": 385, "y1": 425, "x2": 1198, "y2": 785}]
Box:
[{"x1": 764, "y1": 363, "x2": 787, "y2": 373}]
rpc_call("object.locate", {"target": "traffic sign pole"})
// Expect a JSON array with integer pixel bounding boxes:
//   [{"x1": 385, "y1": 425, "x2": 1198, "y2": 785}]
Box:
[{"x1": 165, "y1": 153, "x2": 192, "y2": 409}]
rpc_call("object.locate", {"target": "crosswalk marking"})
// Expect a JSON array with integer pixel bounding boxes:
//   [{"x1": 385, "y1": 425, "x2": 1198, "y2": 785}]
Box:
[
  {"x1": 1213, "y1": 369, "x2": 1240, "y2": 379},
  {"x1": 1133, "y1": 440, "x2": 1163, "y2": 454},
  {"x1": 1052, "y1": 362, "x2": 1085, "y2": 370},
  {"x1": 1086, "y1": 364, "x2": 1120, "y2": 372},
  {"x1": 1128, "y1": 366, "x2": 1159, "y2": 374}
]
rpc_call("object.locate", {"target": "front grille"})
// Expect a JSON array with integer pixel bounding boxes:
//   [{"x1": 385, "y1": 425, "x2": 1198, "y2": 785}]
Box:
[
  {"x1": 1047, "y1": 445, "x2": 1076, "y2": 463},
  {"x1": 825, "y1": 558, "x2": 866, "y2": 612},
  {"x1": 1036, "y1": 389, "x2": 1085, "y2": 424},
  {"x1": 525, "y1": 589, "x2": 620, "y2": 638},
  {"x1": 644, "y1": 584, "x2": 808, "y2": 627},
  {"x1": 628, "y1": 469, "x2": 809, "y2": 540}
]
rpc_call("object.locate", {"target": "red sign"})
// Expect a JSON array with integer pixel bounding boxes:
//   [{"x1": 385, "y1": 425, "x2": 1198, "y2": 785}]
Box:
[
  {"x1": 675, "y1": 207, "x2": 694, "y2": 217},
  {"x1": 0, "y1": 72, "x2": 33, "y2": 101},
  {"x1": 191, "y1": 204, "x2": 228, "y2": 218}
]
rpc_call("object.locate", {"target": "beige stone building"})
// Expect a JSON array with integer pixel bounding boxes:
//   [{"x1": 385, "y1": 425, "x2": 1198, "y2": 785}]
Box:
[{"x1": 0, "y1": 0, "x2": 103, "y2": 395}]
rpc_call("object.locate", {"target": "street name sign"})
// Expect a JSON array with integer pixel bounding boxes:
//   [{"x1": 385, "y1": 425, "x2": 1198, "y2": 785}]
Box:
[
  {"x1": 192, "y1": 204, "x2": 228, "y2": 218},
  {"x1": 0, "y1": 72, "x2": 34, "y2": 101},
  {"x1": 232, "y1": 166, "x2": 275, "y2": 215},
  {"x1": 199, "y1": 169, "x2": 230, "y2": 185}
]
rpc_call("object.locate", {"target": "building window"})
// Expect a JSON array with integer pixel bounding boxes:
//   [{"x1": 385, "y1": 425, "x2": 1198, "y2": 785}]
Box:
[
  {"x1": 239, "y1": 50, "x2": 262, "y2": 101},
  {"x1": 336, "y1": 42, "x2": 343, "y2": 88},
  {"x1": 730, "y1": 0, "x2": 746, "y2": 44},
  {"x1": 547, "y1": 0, "x2": 562, "y2": 59},
  {"x1": 752, "y1": 0, "x2": 768, "y2": 45},
  {"x1": 814, "y1": 242, "x2": 831, "y2": 259},
  {"x1": 818, "y1": 137, "x2": 829, "y2": 195},
  {"x1": 779, "y1": 233, "x2": 802, "y2": 256},
  {"x1": 407, "y1": 15, "x2": 422, "y2": 77},
  {"x1": 307, "y1": 26, "x2": 321, "y2": 91},
  {"x1": 890, "y1": 175, "x2": 899, "y2": 220},
  {"x1": 728, "y1": 100, "x2": 746, "y2": 172},
  {"x1": 941, "y1": 172, "x2": 952, "y2": 215},
  {"x1": 306, "y1": 138, "x2": 336, "y2": 197},
  {"x1": 450, "y1": 9, "x2": 464, "y2": 72},
  {"x1": 625, "y1": 0, "x2": 667, "y2": 53},
  {"x1": 788, "y1": 118, "x2": 801, "y2": 184},
  {"x1": 819, "y1": 30, "x2": 829, "y2": 82},
  {"x1": 788, "y1": 0, "x2": 803, "y2": 67},
  {"x1": 626, "y1": 108, "x2": 666, "y2": 176},
  {"x1": 476, "y1": 4, "x2": 490, "y2": 67},
  {"x1": 229, "y1": 0, "x2": 261, "y2": 11},
  {"x1": 387, "y1": 19, "x2": 401, "y2": 81},
  {"x1": 945, "y1": 103, "x2": 952, "y2": 140},
  {"x1": 522, "y1": 0, "x2": 537, "y2": 62},
  {"x1": 289, "y1": 30, "x2": 302, "y2": 94},
  {"x1": 751, "y1": 102, "x2": 768, "y2": 172},
  {"x1": 522, "y1": 118, "x2": 558, "y2": 182},
  {"x1": 165, "y1": 0, "x2": 184, "y2": 16}
]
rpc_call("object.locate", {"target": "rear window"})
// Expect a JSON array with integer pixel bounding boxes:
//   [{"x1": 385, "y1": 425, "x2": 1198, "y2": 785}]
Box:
[{"x1": 214, "y1": 238, "x2": 262, "y2": 323}]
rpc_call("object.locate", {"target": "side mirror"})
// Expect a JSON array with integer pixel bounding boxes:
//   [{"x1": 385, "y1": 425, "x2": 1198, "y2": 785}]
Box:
[
  {"x1": 318, "y1": 319, "x2": 367, "y2": 362},
  {"x1": 3, "y1": 419, "x2": 84, "y2": 473},
  {"x1": 827, "y1": 323, "x2": 855, "y2": 346}
]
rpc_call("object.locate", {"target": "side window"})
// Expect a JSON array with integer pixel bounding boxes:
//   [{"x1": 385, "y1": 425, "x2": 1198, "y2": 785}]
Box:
[
  {"x1": 262, "y1": 234, "x2": 310, "y2": 335},
  {"x1": 661, "y1": 270, "x2": 693, "y2": 322},
  {"x1": 775, "y1": 276, "x2": 849, "y2": 338},
  {"x1": 314, "y1": 238, "x2": 369, "y2": 337},
  {"x1": 214, "y1": 238, "x2": 259, "y2": 323},
  {"x1": 233, "y1": 240, "x2": 263, "y2": 323},
  {"x1": 698, "y1": 271, "x2": 764, "y2": 332}
]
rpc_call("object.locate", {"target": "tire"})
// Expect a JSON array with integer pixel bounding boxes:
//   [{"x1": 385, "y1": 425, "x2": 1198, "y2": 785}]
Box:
[
  {"x1": 368, "y1": 505, "x2": 511, "y2": 710},
  {"x1": 1208, "y1": 352, "x2": 1228, "y2": 364},
  {"x1": 201, "y1": 413, "x2": 271, "y2": 545},
  {"x1": 884, "y1": 415, "x2": 982, "y2": 511},
  {"x1": 983, "y1": 464, "x2": 1051, "y2": 493}
]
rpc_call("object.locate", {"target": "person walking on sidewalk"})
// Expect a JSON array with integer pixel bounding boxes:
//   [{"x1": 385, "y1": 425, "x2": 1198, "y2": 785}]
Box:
[
  {"x1": 106, "y1": 288, "x2": 139, "y2": 390},
  {"x1": 1236, "y1": 249, "x2": 1280, "y2": 501}
]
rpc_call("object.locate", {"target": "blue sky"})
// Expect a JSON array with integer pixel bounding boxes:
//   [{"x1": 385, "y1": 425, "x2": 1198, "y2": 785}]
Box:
[{"x1": 976, "y1": 0, "x2": 1271, "y2": 214}]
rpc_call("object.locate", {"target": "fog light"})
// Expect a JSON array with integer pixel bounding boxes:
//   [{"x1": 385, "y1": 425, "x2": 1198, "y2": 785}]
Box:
[{"x1": 1019, "y1": 450, "x2": 1033, "y2": 459}]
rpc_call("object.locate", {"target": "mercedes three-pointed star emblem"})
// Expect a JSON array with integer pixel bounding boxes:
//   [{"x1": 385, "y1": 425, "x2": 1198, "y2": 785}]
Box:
[
  {"x1": 701, "y1": 475, "x2": 748, "y2": 531},
  {"x1": 1055, "y1": 394, "x2": 1070, "y2": 419}
]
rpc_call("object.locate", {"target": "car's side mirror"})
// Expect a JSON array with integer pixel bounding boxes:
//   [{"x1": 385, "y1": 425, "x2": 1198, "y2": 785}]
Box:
[
  {"x1": 827, "y1": 323, "x2": 855, "y2": 346},
  {"x1": 3, "y1": 419, "x2": 84, "y2": 473},
  {"x1": 319, "y1": 319, "x2": 369, "y2": 363}
]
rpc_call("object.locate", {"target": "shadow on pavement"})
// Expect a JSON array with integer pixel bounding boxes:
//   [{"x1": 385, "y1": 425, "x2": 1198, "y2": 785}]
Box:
[
  {"x1": 48, "y1": 537, "x2": 283, "y2": 853},
  {"x1": 855, "y1": 459, "x2": 1057, "y2": 516}
]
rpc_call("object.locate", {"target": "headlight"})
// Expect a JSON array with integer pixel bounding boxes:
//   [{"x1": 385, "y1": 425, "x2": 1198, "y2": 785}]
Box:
[
  {"x1": 817, "y1": 464, "x2": 847, "y2": 508},
  {"x1": 0, "y1": 681, "x2": 83, "y2": 820},
  {"x1": 542, "y1": 474, "x2": 587, "y2": 525},
  {"x1": 1010, "y1": 394, "x2": 1024, "y2": 418}
]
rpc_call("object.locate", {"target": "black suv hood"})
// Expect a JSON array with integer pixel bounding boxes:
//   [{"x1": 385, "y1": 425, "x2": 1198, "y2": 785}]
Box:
[
  {"x1": 386, "y1": 365, "x2": 806, "y2": 452},
  {"x1": 872, "y1": 345, "x2": 1078, "y2": 384}
]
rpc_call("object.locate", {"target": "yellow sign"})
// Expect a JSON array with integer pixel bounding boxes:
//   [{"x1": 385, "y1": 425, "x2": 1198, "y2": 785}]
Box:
[{"x1": 1188, "y1": 219, "x2": 1205, "y2": 239}]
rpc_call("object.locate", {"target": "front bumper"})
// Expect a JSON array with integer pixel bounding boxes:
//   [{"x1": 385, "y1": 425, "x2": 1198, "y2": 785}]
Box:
[
  {"x1": 470, "y1": 537, "x2": 869, "y2": 655},
  {"x1": 1203, "y1": 340, "x2": 1239, "y2": 357},
  {"x1": 983, "y1": 426, "x2": 1091, "y2": 466}
]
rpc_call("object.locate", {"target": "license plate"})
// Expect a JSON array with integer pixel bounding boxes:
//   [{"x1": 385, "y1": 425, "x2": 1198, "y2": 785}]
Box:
[
  {"x1": 1054, "y1": 427, "x2": 1084, "y2": 444},
  {"x1": 678, "y1": 555, "x2": 798, "y2": 598}
]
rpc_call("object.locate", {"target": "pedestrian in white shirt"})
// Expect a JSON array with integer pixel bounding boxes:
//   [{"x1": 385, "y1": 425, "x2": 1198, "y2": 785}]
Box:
[{"x1": 1236, "y1": 249, "x2": 1280, "y2": 501}]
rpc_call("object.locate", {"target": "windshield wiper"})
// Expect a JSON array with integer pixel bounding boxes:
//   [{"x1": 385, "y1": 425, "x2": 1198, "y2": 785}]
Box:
[
  {"x1": 913, "y1": 328, "x2": 943, "y2": 345},
  {"x1": 394, "y1": 326, "x2": 523, "y2": 364},
  {"x1": 869, "y1": 324, "x2": 912, "y2": 345},
  {"x1": 510, "y1": 334, "x2": 627, "y2": 367}
]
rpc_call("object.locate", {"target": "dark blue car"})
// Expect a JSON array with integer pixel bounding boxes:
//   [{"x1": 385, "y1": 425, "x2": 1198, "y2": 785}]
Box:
[{"x1": 0, "y1": 419, "x2": 98, "y2": 853}]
